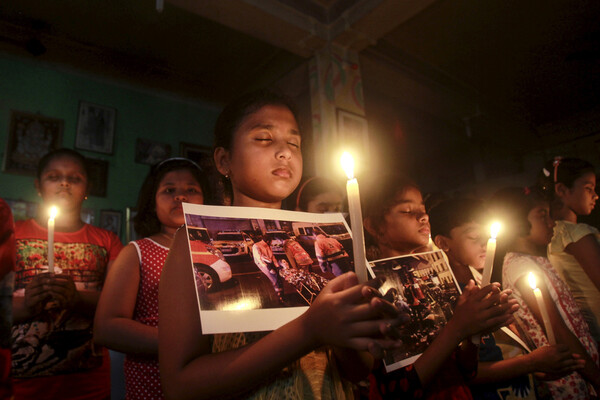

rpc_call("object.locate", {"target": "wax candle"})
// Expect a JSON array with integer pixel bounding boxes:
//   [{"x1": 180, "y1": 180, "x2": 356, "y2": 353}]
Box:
[
  {"x1": 340, "y1": 152, "x2": 368, "y2": 283},
  {"x1": 48, "y1": 206, "x2": 58, "y2": 274},
  {"x1": 528, "y1": 272, "x2": 556, "y2": 345},
  {"x1": 480, "y1": 222, "x2": 501, "y2": 286}
]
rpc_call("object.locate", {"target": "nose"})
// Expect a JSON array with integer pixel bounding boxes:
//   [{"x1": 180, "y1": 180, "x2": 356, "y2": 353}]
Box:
[
  {"x1": 275, "y1": 140, "x2": 292, "y2": 160},
  {"x1": 418, "y1": 212, "x2": 429, "y2": 223},
  {"x1": 174, "y1": 191, "x2": 188, "y2": 202},
  {"x1": 60, "y1": 176, "x2": 70, "y2": 186}
]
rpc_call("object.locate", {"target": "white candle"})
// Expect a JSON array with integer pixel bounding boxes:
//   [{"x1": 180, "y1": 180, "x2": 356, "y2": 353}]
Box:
[
  {"x1": 47, "y1": 206, "x2": 58, "y2": 274},
  {"x1": 528, "y1": 272, "x2": 556, "y2": 345},
  {"x1": 480, "y1": 222, "x2": 501, "y2": 286},
  {"x1": 340, "y1": 152, "x2": 368, "y2": 283}
]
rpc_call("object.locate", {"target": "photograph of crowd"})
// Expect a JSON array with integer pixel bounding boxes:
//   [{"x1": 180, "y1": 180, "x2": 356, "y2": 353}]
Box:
[
  {"x1": 182, "y1": 203, "x2": 357, "y2": 333},
  {"x1": 368, "y1": 250, "x2": 461, "y2": 372}
]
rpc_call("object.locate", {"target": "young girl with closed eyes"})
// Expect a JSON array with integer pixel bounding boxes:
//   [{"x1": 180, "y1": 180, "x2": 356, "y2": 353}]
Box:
[{"x1": 158, "y1": 91, "x2": 401, "y2": 399}]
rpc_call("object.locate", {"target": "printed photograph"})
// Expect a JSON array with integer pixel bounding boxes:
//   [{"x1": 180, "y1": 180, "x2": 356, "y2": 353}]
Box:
[
  {"x1": 182, "y1": 204, "x2": 356, "y2": 334},
  {"x1": 369, "y1": 250, "x2": 461, "y2": 372}
]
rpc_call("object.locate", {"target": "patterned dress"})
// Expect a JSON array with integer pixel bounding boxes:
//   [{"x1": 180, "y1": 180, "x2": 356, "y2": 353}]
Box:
[
  {"x1": 12, "y1": 219, "x2": 123, "y2": 399},
  {"x1": 124, "y1": 238, "x2": 168, "y2": 400},
  {"x1": 503, "y1": 252, "x2": 599, "y2": 399}
]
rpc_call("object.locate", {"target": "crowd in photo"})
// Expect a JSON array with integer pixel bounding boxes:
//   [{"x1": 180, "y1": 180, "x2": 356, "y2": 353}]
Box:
[{"x1": 1, "y1": 90, "x2": 600, "y2": 400}]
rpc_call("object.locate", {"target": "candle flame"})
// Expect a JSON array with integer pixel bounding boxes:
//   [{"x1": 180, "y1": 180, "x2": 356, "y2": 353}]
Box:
[
  {"x1": 49, "y1": 206, "x2": 59, "y2": 220},
  {"x1": 490, "y1": 221, "x2": 501, "y2": 239},
  {"x1": 528, "y1": 272, "x2": 537, "y2": 290},
  {"x1": 340, "y1": 152, "x2": 354, "y2": 180}
]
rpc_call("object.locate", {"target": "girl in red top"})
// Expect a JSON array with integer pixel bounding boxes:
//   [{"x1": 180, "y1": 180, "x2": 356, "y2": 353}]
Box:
[{"x1": 12, "y1": 148, "x2": 123, "y2": 400}]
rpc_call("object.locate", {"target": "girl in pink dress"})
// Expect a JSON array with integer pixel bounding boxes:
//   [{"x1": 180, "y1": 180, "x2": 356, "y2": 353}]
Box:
[{"x1": 94, "y1": 158, "x2": 209, "y2": 399}]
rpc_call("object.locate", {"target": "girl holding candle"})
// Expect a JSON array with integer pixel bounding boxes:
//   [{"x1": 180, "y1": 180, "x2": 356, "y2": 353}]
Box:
[
  {"x1": 538, "y1": 157, "x2": 600, "y2": 344},
  {"x1": 362, "y1": 175, "x2": 519, "y2": 399},
  {"x1": 94, "y1": 158, "x2": 208, "y2": 399},
  {"x1": 491, "y1": 187, "x2": 600, "y2": 399},
  {"x1": 158, "y1": 91, "x2": 404, "y2": 400},
  {"x1": 11, "y1": 148, "x2": 123, "y2": 399}
]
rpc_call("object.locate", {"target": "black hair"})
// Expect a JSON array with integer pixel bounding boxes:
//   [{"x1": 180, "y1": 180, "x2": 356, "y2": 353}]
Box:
[
  {"x1": 133, "y1": 158, "x2": 209, "y2": 238},
  {"x1": 537, "y1": 157, "x2": 595, "y2": 201},
  {"x1": 37, "y1": 148, "x2": 89, "y2": 180},
  {"x1": 213, "y1": 89, "x2": 299, "y2": 152},
  {"x1": 488, "y1": 186, "x2": 547, "y2": 285},
  {"x1": 428, "y1": 198, "x2": 487, "y2": 238},
  {"x1": 295, "y1": 176, "x2": 343, "y2": 211},
  {"x1": 362, "y1": 174, "x2": 420, "y2": 232}
]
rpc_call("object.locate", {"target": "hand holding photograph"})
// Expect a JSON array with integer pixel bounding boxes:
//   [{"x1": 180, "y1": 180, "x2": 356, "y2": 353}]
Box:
[
  {"x1": 182, "y1": 203, "x2": 358, "y2": 334},
  {"x1": 369, "y1": 250, "x2": 461, "y2": 372}
]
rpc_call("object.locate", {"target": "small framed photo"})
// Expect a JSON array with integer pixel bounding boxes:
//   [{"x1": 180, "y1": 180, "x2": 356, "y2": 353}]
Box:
[
  {"x1": 135, "y1": 138, "x2": 171, "y2": 165},
  {"x1": 5, "y1": 199, "x2": 38, "y2": 221},
  {"x1": 86, "y1": 158, "x2": 109, "y2": 197},
  {"x1": 3, "y1": 110, "x2": 63, "y2": 175},
  {"x1": 337, "y1": 109, "x2": 369, "y2": 160},
  {"x1": 81, "y1": 208, "x2": 95, "y2": 225},
  {"x1": 75, "y1": 101, "x2": 116, "y2": 154},
  {"x1": 100, "y1": 210, "x2": 122, "y2": 237},
  {"x1": 180, "y1": 142, "x2": 212, "y2": 168}
]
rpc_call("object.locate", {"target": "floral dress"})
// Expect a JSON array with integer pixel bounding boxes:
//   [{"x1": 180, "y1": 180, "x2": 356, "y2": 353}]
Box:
[{"x1": 503, "y1": 252, "x2": 599, "y2": 399}]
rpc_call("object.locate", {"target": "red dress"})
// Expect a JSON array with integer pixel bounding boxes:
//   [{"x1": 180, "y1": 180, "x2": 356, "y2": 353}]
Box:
[{"x1": 124, "y1": 238, "x2": 168, "y2": 400}]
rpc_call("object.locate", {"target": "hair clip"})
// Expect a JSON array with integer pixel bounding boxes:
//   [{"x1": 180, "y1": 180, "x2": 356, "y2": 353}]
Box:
[
  {"x1": 553, "y1": 156, "x2": 563, "y2": 183},
  {"x1": 542, "y1": 168, "x2": 550, "y2": 177}
]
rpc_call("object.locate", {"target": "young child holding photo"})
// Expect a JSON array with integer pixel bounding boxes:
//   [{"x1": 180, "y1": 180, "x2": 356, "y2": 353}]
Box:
[{"x1": 158, "y1": 91, "x2": 403, "y2": 400}]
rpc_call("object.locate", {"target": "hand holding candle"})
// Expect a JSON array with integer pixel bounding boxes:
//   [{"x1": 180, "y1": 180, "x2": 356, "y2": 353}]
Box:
[
  {"x1": 340, "y1": 152, "x2": 368, "y2": 283},
  {"x1": 48, "y1": 206, "x2": 58, "y2": 274},
  {"x1": 528, "y1": 272, "x2": 556, "y2": 345},
  {"x1": 481, "y1": 222, "x2": 501, "y2": 286}
]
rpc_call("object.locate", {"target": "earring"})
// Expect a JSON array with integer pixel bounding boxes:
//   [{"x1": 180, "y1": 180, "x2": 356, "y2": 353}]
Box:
[
  {"x1": 84, "y1": 196, "x2": 88, "y2": 200},
  {"x1": 224, "y1": 171, "x2": 230, "y2": 179}
]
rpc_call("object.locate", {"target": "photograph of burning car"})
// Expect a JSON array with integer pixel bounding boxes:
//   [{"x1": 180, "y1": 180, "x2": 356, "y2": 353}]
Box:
[{"x1": 369, "y1": 250, "x2": 460, "y2": 371}]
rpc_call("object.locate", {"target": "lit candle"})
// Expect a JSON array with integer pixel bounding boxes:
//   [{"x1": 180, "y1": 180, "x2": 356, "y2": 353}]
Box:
[
  {"x1": 480, "y1": 222, "x2": 501, "y2": 286},
  {"x1": 340, "y1": 152, "x2": 368, "y2": 283},
  {"x1": 48, "y1": 206, "x2": 58, "y2": 274},
  {"x1": 528, "y1": 272, "x2": 556, "y2": 345}
]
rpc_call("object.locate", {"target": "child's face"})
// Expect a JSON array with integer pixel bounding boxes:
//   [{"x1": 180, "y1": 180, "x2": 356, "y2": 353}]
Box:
[
  {"x1": 374, "y1": 187, "x2": 430, "y2": 255},
  {"x1": 306, "y1": 191, "x2": 343, "y2": 213},
  {"x1": 443, "y1": 222, "x2": 487, "y2": 270},
  {"x1": 220, "y1": 104, "x2": 302, "y2": 207},
  {"x1": 155, "y1": 169, "x2": 204, "y2": 229},
  {"x1": 35, "y1": 155, "x2": 88, "y2": 212},
  {"x1": 562, "y1": 172, "x2": 598, "y2": 215},
  {"x1": 526, "y1": 202, "x2": 554, "y2": 247}
]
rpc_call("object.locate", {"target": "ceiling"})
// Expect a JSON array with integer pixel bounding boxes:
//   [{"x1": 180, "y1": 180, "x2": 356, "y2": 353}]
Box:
[{"x1": 1, "y1": 0, "x2": 600, "y2": 139}]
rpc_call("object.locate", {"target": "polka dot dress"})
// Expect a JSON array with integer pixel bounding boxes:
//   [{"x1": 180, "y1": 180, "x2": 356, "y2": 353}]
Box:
[{"x1": 124, "y1": 238, "x2": 168, "y2": 400}]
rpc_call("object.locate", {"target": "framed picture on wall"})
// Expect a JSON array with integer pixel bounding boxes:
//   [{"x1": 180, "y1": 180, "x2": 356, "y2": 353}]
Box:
[
  {"x1": 100, "y1": 210, "x2": 122, "y2": 237},
  {"x1": 5, "y1": 199, "x2": 38, "y2": 221},
  {"x1": 135, "y1": 138, "x2": 171, "y2": 165},
  {"x1": 81, "y1": 208, "x2": 95, "y2": 225},
  {"x1": 336, "y1": 109, "x2": 369, "y2": 160},
  {"x1": 75, "y1": 101, "x2": 116, "y2": 154},
  {"x1": 3, "y1": 110, "x2": 63, "y2": 175},
  {"x1": 86, "y1": 158, "x2": 109, "y2": 197}
]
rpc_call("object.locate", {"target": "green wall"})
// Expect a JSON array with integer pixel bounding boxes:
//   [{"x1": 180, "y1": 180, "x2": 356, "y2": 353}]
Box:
[{"x1": 0, "y1": 54, "x2": 220, "y2": 239}]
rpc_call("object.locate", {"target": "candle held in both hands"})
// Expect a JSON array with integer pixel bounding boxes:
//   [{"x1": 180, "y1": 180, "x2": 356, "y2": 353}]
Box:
[
  {"x1": 48, "y1": 206, "x2": 58, "y2": 274},
  {"x1": 528, "y1": 272, "x2": 556, "y2": 345},
  {"x1": 480, "y1": 222, "x2": 501, "y2": 286},
  {"x1": 340, "y1": 152, "x2": 368, "y2": 283}
]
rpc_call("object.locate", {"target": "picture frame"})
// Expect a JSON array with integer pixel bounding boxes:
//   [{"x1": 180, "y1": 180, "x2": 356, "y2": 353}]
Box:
[
  {"x1": 3, "y1": 110, "x2": 63, "y2": 175},
  {"x1": 75, "y1": 101, "x2": 116, "y2": 154},
  {"x1": 336, "y1": 109, "x2": 369, "y2": 160},
  {"x1": 81, "y1": 208, "x2": 95, "y2": 225},
  {"x1": 85, "y1": 158, "x2": 109, "y2": 197},
  {"x1": 100, "y1": 210, "x2": 122, "y2": 237},
  {"x1": 135, "y1": 138, "x2": 171, "y2": 165},
  {"x1": 5, "y1": 199, "x2": 38, "y2": 221}
]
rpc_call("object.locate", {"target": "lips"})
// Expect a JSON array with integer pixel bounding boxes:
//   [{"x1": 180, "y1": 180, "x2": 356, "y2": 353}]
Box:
[{"x1": 272, "y1": 167, "x2": 292, "y2": 178}]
